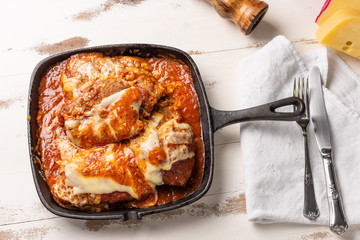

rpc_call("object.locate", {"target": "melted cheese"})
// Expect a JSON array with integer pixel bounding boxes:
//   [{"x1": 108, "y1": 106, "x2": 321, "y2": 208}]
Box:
[
  {"x1": 59, "y1": 118, "x2": 195, "y2": 198},
  {"x1": 158, "y1": 119, "x2": 195, "y2": 170},
  {"x1": 77, "y1": 61, "x2": 99, "y2": 78},
  {"x1": 132, "y1": 126, "x2": 163, "y2": 186},
  {"x1": 61, "y1": 59, "x2": 100, "y2": 99},
  {"x1": 64, "y1": 87, "x2": 142, "y2": 147},
  {"x1": 131, "y1": 119, "x2": 195, "y2": 185},
  {"x1": 144, "y1": 162, "x2": 163, "y2": 186},
  {"x1": 137, "y1": 128, "x2": 160, "y2": 160},
  {"x1": 149, "y1": 112, "x2": 164, "y2": 128},
  {"x1": 62, "y1": 75, "x2": 82, "y2": 94},
  {"x1": 65, "y1": 162, "x2": 138, "y2": 198},
  {"x1": 96, "y1": 89, "x2": 129, "y2": 109},
  {"x1": 58, "y1": 139, "x2": 140, "y2": 199},
  {"x1": 98, "y1": 58, "x2": 115, "y2": 77}
]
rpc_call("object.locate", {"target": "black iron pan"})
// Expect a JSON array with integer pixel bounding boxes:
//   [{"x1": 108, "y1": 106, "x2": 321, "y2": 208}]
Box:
[{"x1": 28, "y1": 44, "x2": 304, "y2": 221}]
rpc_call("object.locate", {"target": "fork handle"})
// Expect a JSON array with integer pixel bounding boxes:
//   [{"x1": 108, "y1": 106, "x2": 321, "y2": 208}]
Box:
[{"x1": 302, "y1": 133, "x2": 320, "y2": 220}]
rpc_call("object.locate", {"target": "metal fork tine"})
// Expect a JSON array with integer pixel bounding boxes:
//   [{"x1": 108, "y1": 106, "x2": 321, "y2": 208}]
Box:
[
  {"x1": 298, "y1": 77, "x2": 301, "y2": 100},
  {"x1": 302, "y1": 77, "x2": 305, "y2": 103},
  {"x1": 293, "y1": 78, "x2": 297, "y2": 111},
  {"x1": 306, "y1": 77, "x2": 310, "y2": 117}
]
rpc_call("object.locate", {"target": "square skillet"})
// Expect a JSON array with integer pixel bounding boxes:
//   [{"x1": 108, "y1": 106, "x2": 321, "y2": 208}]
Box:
[
  {"x1": 28, "y1": 44, "x2": 305, "y2": 220},
  {"x1": 28, "y1": 44, "x2": 213, "y2": 221}
]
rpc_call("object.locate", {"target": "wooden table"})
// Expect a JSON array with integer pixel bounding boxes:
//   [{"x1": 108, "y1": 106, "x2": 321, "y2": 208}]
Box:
[{"x1": 1, "y1": 0, "x2": 359, "y2": 239}]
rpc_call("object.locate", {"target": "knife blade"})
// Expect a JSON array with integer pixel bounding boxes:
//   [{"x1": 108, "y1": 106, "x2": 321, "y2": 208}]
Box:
[{"x1": 309, "y1": 66, "x2": 348, "y2": 235}]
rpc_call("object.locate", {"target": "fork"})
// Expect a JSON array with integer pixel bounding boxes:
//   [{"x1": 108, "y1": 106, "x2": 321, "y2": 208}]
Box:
[{"x1": 293, "y1": 77, "x2": 320, "y2": 221}]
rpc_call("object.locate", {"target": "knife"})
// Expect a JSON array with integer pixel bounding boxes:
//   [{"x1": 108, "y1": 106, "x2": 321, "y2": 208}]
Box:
[{"x1": 309, "y1": 66, "x2": 348, "y2": 235}]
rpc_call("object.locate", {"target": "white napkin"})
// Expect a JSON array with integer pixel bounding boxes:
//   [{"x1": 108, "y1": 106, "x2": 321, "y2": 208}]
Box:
[{"x1": 239, "y1": 35, "x2": 360, "y2": 225}]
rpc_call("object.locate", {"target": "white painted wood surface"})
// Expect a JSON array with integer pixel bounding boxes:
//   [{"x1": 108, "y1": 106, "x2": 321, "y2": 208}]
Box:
[{"x1": 1, "y1": 0, "x2": 360, "y2": 239}]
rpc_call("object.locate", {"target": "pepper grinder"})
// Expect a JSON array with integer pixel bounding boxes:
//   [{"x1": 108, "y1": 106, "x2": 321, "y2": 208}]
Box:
[{"x1": 205, "y1": 0, "x2": 269, "y2": 35}]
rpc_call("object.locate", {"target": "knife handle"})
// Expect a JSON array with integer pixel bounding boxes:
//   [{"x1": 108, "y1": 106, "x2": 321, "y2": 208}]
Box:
[{"x1": 321, "y1": 148, "x2": 348, "y2": 235}]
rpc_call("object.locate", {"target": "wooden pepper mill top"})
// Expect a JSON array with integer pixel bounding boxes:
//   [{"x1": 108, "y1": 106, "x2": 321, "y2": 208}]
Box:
[{"x1": 205, "y1": 0, "x2": 269, "y2": 35}]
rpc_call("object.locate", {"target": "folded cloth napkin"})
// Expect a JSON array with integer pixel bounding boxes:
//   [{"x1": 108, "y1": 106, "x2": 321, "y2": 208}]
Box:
[{"x1": 239, "y1": 35, "x2": 360, "y2": 225}]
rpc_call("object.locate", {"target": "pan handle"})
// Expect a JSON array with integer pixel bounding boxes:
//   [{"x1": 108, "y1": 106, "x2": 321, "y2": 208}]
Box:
[{"x1": 210, "y1": 97, "x2": 305, "y2": 132}]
